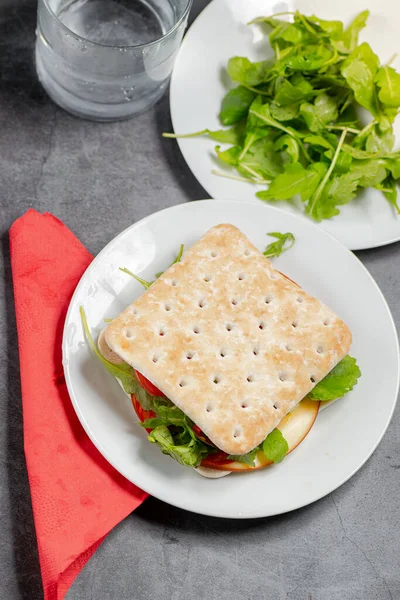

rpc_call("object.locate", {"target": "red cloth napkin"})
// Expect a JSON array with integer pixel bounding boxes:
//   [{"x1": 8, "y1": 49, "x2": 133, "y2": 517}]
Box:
[{"x1": 10, "y1": 209, "x2": 148, "y2": 600}]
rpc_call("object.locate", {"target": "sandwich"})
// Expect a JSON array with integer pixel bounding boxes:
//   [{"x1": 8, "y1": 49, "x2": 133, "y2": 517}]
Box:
[{"x1": 81, "y1": 224, "x2": 361, "y2": 477}]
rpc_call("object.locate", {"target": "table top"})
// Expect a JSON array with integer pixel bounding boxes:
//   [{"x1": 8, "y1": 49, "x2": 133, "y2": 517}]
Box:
[{"x1": 0, "y1": 1, "x2": 399, "y2": 599}]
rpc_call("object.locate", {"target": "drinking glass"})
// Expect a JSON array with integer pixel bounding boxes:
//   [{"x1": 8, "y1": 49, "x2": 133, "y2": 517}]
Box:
[{"x1": 36, "y1": 0, "x2": 192, "y2": 121}]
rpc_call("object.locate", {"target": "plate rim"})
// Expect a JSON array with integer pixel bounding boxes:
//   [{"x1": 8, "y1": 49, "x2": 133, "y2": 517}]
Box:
[
  {"x1": 169, "y1": 0, "x2": 400, "y2": 252},
  {"x1": 63, "y1": 199, "x2": 400, "y2": 518}
]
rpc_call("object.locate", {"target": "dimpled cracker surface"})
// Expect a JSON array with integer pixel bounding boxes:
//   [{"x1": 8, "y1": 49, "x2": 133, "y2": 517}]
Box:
[{"x1": 105, "y1": 224, "x2": 352, "y2": 455}]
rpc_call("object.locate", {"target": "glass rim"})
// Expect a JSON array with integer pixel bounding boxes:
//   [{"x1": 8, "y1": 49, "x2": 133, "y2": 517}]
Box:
[{"x1": 42, "y1": 0, "x2": 193, "y2": 50}]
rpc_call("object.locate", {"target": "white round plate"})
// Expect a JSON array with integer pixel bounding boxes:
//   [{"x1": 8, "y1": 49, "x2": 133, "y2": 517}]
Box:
[
  {"x1": 63, "y1": 200, "x2": 399, "y2": 518},
  {"x1": 170, "y1": 0, "x2": 400, "y2": 250}
]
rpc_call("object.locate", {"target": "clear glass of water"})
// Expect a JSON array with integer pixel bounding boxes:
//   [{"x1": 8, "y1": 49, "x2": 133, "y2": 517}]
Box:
[{"x1": 36, "y1": 0, "x2": 192, "y2": 121}]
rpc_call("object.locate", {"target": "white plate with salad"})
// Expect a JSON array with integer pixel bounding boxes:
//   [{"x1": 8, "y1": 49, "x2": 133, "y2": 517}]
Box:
[
  {"x1": 168, "y1": 0, "x2": 400, "y2": 250},
  {"x1": 63, "y1": 200, "x2": 399, "y2": 518}
]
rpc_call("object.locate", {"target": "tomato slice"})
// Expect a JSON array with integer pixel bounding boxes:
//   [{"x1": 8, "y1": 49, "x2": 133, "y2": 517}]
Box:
[
  {"x1": 131, "y1": 394, "x2": 156, "y2": 433},
  {"x1": 192, "y1": 424, "x2": 216, "y2": 447},
  {"x1": 201, "y1": 451, "x2": 234, "y2": 468},
  {"x1": 134, "y1": 370, "x2": 164, "y2": 397}
]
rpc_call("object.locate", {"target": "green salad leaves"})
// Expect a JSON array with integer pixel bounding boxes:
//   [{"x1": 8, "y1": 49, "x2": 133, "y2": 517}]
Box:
[
  {"x1": 80, "y1": 306, "x2": 139, "y2": 395},
  {"x1": 148, "y1": 426, "x2": 209, "y2": 468},
  {"x1": 308, "y1": 355, "x2": 361, "y2": 401},
  {"x1": 164, "y1": 10, "x2": 400, "y2": 220},
  {"x1": 229, "y1": 428, "x2": 289, "y2": 466},
  {"x1": 263, "y1": 231, "x2": 295, "y2": 257},
  {"x1": 262, "y1": 429, "x2": 289, "y2": 463},
  {"x1": 120, "y1": 244, "x2": 185, "y2": 290},
  {"x1": 145, "y1": 401, "x2": 211, "y2": 468}
]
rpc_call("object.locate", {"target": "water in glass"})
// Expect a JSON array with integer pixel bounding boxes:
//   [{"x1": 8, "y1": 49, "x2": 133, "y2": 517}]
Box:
[{"x1": 36, "y1": 0, "x2": 191, "y2": 120}]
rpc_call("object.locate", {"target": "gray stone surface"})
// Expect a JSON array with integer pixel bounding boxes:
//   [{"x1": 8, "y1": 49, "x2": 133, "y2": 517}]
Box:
[{"x1": 0, "y1": 1, "x2": 399, "y2": 598}]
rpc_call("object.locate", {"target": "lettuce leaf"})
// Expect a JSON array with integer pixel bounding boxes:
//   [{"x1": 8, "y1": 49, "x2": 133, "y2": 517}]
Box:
[
  {"x1": 148, "y1": 425, "x2": 209, "y2": 467},
  {"x1": 141, "y1": 396, "x2": 212, "y2": 467},
  {"x1": 262, "y1": 429, "x2": 289, "y2": 463},
  {"x1": 80, "y1": 306, "x2": 139, "y2": 395},
  {"x1": 141, "y1": 400, "x2": 187, "y2": 427},
  {"x1": 80, "y1": 306, "x2": 167, "y2": 408},
  {"x1": 307, "y1": 355, "x2": 361, "y2": 401},
  {"x1": 132, "y1": 380, "x2": 167, "y2": 412}
]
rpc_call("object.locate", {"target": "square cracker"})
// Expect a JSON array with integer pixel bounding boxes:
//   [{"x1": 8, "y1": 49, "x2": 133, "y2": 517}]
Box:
[{"x1": 105, "y1": 224, "x2": 351, "y2": 455}]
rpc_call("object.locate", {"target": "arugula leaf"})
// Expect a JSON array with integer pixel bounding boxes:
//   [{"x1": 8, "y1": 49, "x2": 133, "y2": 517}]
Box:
[
  {"x1": 264, "y1": 18, "x2": 300, "y2": 44},
  {"x1": 300, "y1": 93, "x2": 339, "y2": 131},
  {"x1": 155, "y1": 244, "x2": 184, "y2": 278},
  {"x1": 382, "y1": 107, "x2": 399, "y2": 127},
  {"x1": 166, "y1": 9, "x2": 400, "y2": 222},
  {"x1": 263, "y1": 232, "x2": 295, "y2": 258},
  {"x1": 342, "y1": 144, "x2": 377, "y2": 159},
  {"x1": 301, "y1": 162, "x2": 329, "y2": 202},
  {"x1": 228, "y1": 448, "x2": 258, "y2": 467},
  {"x1": 162, "y1": 123, "x2": 245, "y2": 144},
  {"x1": 351, "y1": 159, "x2": 387, "y2": 188},
  {"x1": 385, "y1": 157, "x2": 400, "y2": 180},
  {"x1": 270, "y1": 102, "x2": 300, "y2": 121},
  {"x1": 215, "y1": 145, "x2": 241, "y2": 167},
  {"x1": 365, "y1": 124, "x2": 395, "y2": 153},
  {"x1": 262, "y1": 429, "x2": 289, "y2": 463},
  {"x1": 227, "y1": 56, "x2": 274, "y2": 87},
  {"x1": 307, "y1": 15, "x2": 343, "y2": 39},
  {"x1": 333, "y1": 151, "x2": 352, "y2": 175},
  {"x1": 219, "y1": 86, "x2": 256, "y2": 126},
  {"x1": 238, "y1": 127, "x2": 270, "y2": 160},
  {"x1": 375, "y1": 175, "x2": 400, "y2": 213},
  {"x1": 257, "y1": 162, "x2": 323, "y2": 202},
  {"x1": 282, "y1": 44, "x2": 335, "y2": 72},
  {"x1": 207, "y1": 125, "x2": 245, "y2": 144},
  {"x1": 307, "y1": 128, "x2": 348, "y2": 219},
  {"x1": 271, "y1": 21, "x2": 307, "y2": 45},
  {"x1": 274, "y1": 77, "x2": 313, "y2": 105},
  {"x1": 274, "y1": 134, "x2": 299, "y2": 163},
  {"x1": 375, "y1": 66, "x2": 400, "y2": 108},
  {"x1": 304, "y1": 134, "x2": 335, "y2": 151},
  {"x1": 337, "y1": 10, "x2": 369, "y2": 53},
  {"x1": 239, "y1": 137, "x2": 284, "y2": 179},
  {"x1": 341, "y1": 43, "x2": 380, "y2": 117},
  {"x1": 122, "y1": 244, "x2": 185, "y2": 284},
  {"x1": 311, "y1": 156, "x2": 386, "y2": 219},
  {"x1": 291, "y1": 72, "x2": 315, "y2": 93},
  {"x1": 313, "y1": 172, "x2": 359, "y2": 219},
  {"x1": 308, "y1": 355, "x2": 361, "y2": 401},
  {"x1": 249, "y1": 101, "x2": 297, "y2": 136},
  {"x1": 119, "y1": 267, "x2": 152, "y2": 290},
  {"x1": 336, "y1": 103, "x2": 361, "y2": 129}
]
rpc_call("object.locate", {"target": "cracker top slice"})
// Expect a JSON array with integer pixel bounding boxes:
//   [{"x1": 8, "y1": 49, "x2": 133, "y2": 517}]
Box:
[{"x1": 105, "y1": 224, "x2": 351, "y2": 455}]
